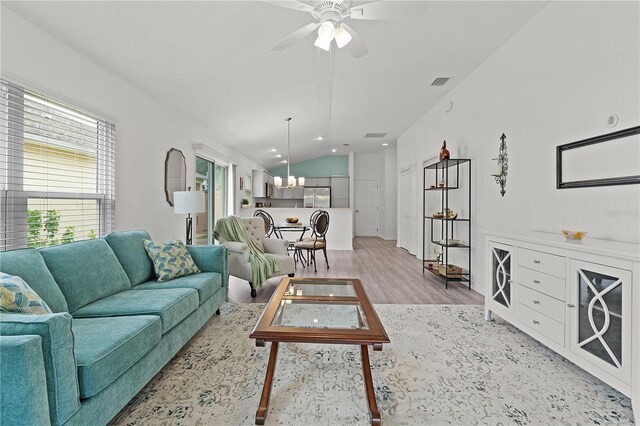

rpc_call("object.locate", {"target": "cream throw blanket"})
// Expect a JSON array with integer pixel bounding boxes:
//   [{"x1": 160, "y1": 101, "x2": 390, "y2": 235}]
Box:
[{"x1": 214, "y1": 216, "x2": 279, "y2": 288}]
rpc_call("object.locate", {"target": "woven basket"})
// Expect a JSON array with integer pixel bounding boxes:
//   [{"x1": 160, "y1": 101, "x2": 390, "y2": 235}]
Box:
[{"x1": 438, "y1": 264, "x2": 463, "y2": 278}]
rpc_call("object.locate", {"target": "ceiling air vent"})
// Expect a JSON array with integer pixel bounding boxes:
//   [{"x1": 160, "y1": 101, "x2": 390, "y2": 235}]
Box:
[
  {"x1": 364, "y1": 132, "x2": 387, "y2": 138},
  {"x1": 431, "y1": 77, "x2": 450, "y2": 87}
]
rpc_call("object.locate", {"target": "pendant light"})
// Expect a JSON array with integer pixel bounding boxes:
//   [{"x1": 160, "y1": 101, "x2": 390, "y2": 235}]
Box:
[{"x1": 285, "y1": 117, "x2": 296, "y2": 188}]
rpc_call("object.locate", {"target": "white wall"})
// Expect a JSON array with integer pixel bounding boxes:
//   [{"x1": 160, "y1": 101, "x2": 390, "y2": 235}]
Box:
[
  {"x1": 1, "y1": 7, "x2": 262, "y2": 242},
  {"x1": 398, "y1": 2, "x2": 640, "y2": 293}
]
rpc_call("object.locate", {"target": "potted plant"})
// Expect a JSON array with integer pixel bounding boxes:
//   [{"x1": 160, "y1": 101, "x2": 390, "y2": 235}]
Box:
[{"x1": 241, "y1": 198, "x2": 250, "y2": 208}]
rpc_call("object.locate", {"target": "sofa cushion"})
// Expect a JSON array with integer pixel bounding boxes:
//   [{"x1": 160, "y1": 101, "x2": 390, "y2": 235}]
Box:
[
  {"x1": 72, "y1": 288, "x2": 198, "y2": 334},
  {"x1": 0, "y1": 249, "x2": 68, "y2": 312},
  {"x1": 0, "y1": 272, "x2": 52, "y2": 314},
  {"x1": 72, "y1": 315, "x2": 162, "y2": 398},
  {"x1": 105, "y1": 230, "x2": 155, "y2": 286},
  {"x1": 39, "y1": 239, "x2": 132, "y2": 313},
  {"x1": 143, "y1": 239, "x2": 200, "y2": 282},
  {"x1": 133, "y1": 272, "x2": 222, "y2": 305}
]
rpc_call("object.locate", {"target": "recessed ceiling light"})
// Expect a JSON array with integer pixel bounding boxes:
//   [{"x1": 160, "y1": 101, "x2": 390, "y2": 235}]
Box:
[
  {"x1": 271, "y1": 148, "x2": 277, "y2": 152},
  {"x1": 382, "y1": 143, "x2": 389, "y2": 146},
  {"x1": 331, "y1": 149, "x2": 337, "y2": 153},
  {"x1": 282, "y1": 160, "x2": 288, "y2": 163},
  {"x1": 316, "y1": 136, "x2": 324, "y2": 141},
  {"x1": 275, "y1": 154, "x2": 282, "y2": 158}
]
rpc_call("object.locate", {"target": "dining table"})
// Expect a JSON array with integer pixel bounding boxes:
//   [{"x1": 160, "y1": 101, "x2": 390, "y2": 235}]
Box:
[{"x1": 272, "y1": 223, "x2": 311, "y2": 265}]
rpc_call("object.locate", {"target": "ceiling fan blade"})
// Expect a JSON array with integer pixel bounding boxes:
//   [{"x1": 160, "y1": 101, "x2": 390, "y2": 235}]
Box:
[
  {"x1": 350, "y1": 1, "x2": 428, "y2": 20},
  {"x1": 272, "y1": 22, "x2": 321, "y2": 51},
  {"x1": 340, "y1": 24, "x2": 368, "y2": 59},
  {"x1": 262, "y1": 1, "x2": 314, "y2": 13}
]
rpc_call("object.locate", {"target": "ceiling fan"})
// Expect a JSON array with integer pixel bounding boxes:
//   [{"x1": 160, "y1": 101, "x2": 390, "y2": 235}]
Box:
[{"x1": 267, "y1": 1, "x2": 428, "y2": 58}]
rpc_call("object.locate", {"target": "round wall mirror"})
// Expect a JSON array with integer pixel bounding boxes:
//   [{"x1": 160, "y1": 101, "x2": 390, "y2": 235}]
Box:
[{"x1": 165, "y1": 148, "x2": 186, "y2": 206}]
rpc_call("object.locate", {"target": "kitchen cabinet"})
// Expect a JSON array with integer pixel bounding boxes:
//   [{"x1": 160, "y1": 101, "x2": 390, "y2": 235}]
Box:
[
  {"x1": 484, "y1": 230, "x2": 639, "y2": 415},
  {"x1": 304, "y1": 177, "x2": 317, "y2": 187},
  {"x1": 330, "y1": 177, "x2": 349, "y2": 208},
  {"x1": 293, "y1": 188, "x2": 304, "y2": 199},
  {"x1": 281, "y1": 188, "x2": 294, "y2": 199},
  {"x1": 316, "y1": 177, "x2": 331, "y2": 186},
  {"x1": 252, "y1": 170, "x2": 274, "y2": 198}
]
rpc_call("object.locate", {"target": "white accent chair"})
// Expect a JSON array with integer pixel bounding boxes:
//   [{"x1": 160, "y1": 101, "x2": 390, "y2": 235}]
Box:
[{"x1": 217, "y1": 217, "x2": 295, "y2": 298}]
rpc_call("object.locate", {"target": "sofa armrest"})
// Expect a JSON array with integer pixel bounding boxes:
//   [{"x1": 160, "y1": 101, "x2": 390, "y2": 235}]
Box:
[
  {"x1": 0, "y1": 313, "x2": 80, "y2": 425},
  {"x1": 0, "y1": 335, "x2": 51, "y2": 426},
  {"x1": 187, "y1": 244, "x2": 229, "y2": 290},
  {"x1": 263, "y1": 238, "x2": 289, "y2": 255}
]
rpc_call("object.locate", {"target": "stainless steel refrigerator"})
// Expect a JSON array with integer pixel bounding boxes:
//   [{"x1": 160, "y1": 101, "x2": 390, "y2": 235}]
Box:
[{"x1": 303, "y1": 187, "x2": 330, "y2": 208}]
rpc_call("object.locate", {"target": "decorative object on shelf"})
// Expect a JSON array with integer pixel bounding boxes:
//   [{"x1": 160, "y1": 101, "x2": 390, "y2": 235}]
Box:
[
  {"x1": 432, "y1": 212, "x2": 444, "y2": 219},
  {"x1": 491, "y1": 133, "x2": 508, "y2": 197},
  {"x1": 437, "y1": 239, "x2": 460, "y2": 246},
  {"x1": 438, "y1": 264, "x2": 462, "y2": 278},
  {"x1": 173, "y1": 187, "x2": 205, "y2": 245},
  {"x1": 285, "y1": 217, "x2": 299, "y2": 224},
  {"x1": 445, "y1": 208, "x2": 458, "y2": 219},
  {"x1": 556, "y1": 125, "x2": 640, "y2": 189},
  {"x1": 434, "y1": 248, "x2": 442, "y2": 264},
  {"x1": 561, "y1": 230, "x2": 587, "y2": 240},
  {"x1": 439, "y1": 141, "x2": 450, "y2": 160},
  {"x1": 438, "y1": 179, "x2": 445, "y2": 187},
  {"x1": 241, "y1": 198, "x2": 250, "y2": 208},
  {"x1": 164, "y1": 148, "x2": 186, "y2": 207}
]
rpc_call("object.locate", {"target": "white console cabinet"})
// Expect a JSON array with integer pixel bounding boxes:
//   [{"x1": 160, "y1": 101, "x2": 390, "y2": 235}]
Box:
[{"x1": 484, "y1": 231, "x2": 640, "y2": 423}]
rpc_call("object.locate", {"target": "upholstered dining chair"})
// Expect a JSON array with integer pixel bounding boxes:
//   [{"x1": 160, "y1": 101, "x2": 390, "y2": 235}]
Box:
[
  {"x1": 253, "y1": 209, "x2": 276, "y2": 237},
  {"x1": 294, "y1": 210, "x2": 329, "y2": 273}
]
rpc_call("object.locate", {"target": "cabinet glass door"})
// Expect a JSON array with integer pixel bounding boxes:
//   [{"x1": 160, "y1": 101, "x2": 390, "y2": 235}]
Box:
[
  {"x1": 570, "y1": 261, "x2": 631, "y2": 382},
  {"x1": 490, "y1": 245, "x2": 512, "y2": 309}
]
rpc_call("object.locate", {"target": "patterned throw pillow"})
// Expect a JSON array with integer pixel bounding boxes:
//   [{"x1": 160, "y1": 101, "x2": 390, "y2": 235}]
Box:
[
  {"x1": 143, "y1": 239, "x2": 200, "y2": 283},
  {"x1": 0, "y1": 272, "x2": 53, "y2": 314}
]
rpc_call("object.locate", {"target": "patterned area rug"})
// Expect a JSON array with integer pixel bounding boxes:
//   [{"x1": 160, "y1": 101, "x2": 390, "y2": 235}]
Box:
[{"x1": 110, "y1": 304, "x2": 633, "y2": 425}]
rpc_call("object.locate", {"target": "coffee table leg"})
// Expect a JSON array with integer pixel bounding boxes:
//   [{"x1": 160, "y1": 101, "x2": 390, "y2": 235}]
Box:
[
  {"x1": 256, "y1": 341, "x2": 279, "y2": 425},
  {"x1": 360, "y1": 345, "x2": 381, "y2": 426}
]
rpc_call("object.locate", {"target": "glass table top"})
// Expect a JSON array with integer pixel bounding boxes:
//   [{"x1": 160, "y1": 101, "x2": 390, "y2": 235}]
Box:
[
  {"x1": 284, "y1": 279, "x2": 357, "y2": 298},
  {"x1": 271, "y1": 279, "x2": 368, "y2": 330},
  {"x1": 272, "y1": 300, "x2": 369, "y2": 330}
]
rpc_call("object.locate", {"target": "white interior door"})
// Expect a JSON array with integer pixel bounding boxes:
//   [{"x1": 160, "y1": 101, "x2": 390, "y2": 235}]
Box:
[
  {"x1": 354, "y1": 180, "x2": 379, "y2": 236},
  {"x1": 400, "y1": 169, "x2": 413, "y2": 251}
]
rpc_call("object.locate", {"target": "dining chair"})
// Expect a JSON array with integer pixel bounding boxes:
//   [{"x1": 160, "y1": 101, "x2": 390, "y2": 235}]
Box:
[
  {"x1": 253, "y1": 209, "x2": 276, "y2": 238},
  {"x1": 294, "y1": 210, "x2": 329, "y2": 272}
]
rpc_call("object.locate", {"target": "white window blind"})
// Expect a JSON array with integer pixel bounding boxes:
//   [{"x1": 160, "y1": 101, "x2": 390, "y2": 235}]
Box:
[{"x1": 0, "y1": 78, "x2": 116, "y2": 250}]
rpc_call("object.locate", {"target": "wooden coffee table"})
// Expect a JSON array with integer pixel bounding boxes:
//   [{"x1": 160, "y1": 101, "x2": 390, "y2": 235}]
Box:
[{"x1": 250, "y1": 277, "x2": 390, "y2": 425}]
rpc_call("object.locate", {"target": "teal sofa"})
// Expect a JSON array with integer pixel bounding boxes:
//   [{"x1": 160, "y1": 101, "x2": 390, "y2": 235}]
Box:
[{"x1": 0, "y1": 230, "x2": 228, "y2": 425}]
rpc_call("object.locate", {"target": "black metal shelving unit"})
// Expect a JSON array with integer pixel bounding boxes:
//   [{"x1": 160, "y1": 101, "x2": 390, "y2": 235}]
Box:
[{"x1": 423, "y1": 159, "x2": 471, "y2": 289}]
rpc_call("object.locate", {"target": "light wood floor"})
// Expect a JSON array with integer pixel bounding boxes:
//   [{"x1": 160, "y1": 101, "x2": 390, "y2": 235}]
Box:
[{"x1": 227, "y1": 237, "x2": 484, "y2": 305}]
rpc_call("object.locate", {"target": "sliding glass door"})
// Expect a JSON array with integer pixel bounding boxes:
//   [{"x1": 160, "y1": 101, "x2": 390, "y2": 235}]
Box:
[{"x1": 195, "y1": 156, "x2": 231, "y2": 245}]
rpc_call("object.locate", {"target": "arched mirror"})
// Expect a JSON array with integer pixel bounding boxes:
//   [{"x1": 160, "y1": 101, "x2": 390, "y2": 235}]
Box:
[{"x1": 165, "y1": 148, "x2": 186, "y2": 206}]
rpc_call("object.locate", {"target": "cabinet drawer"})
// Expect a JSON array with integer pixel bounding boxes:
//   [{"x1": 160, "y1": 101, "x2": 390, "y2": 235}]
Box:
[
  {"x1": 515, "y1": 303, "x2": 565, "y2": 345},
  {"x1": 517, "y1": 266, "x2": 565, "y2": 301},
  {"x1": 518, "y1": 248, "x2": 565, "y2": 278},
  {"x1": 517, "y1": 284, "x2": 565, "y2": 323}
]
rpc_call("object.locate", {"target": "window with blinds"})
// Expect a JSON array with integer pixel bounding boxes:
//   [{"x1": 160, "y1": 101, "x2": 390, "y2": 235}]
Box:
[{"x1": 0, "y1": 79, "x2": 116, "y2": 250}]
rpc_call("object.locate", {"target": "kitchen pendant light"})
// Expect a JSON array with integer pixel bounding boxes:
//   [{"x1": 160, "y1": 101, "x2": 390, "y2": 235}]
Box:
[
  {"x1": 274, "y1": 176, "x2": 282, "y2": 188},
  {"x1": 285, "y1": 117, "x2": 296, "y2": 188},
  {"x1": 298, "y1": 177, "x2": 305, "y2": 187}
]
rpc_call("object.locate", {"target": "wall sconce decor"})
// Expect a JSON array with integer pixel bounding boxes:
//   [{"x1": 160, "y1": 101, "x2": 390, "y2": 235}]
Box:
[{"x1": 491, "y1": 133, "x2": 508, "y2": 196}]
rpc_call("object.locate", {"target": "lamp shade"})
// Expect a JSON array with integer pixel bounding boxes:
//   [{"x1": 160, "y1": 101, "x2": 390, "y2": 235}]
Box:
[
  {"x1": 173, "y1": 191, "x2": 205, "y2": 214},
  {"x1": 334, "y1": 26, "x2": 352, "y2": 48},
  {"x1": 297, "y1": 177, "x2": 305, "y2": 187},
  {"x1": 274, "y1": 176, "x2": 282, "y2": 188},
  {"x1": 288, "y1": 175, "x2": 296, "y2": 188}
]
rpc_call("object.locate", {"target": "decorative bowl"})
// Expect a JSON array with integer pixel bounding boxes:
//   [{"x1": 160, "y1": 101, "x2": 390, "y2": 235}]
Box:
[
  {"x1": 561, "y1": 230, "x2": 587, "y2": 240},
  {"x1": 285, "y1": 217, "x2": 299, "y2": 224},
  {"x1": 432, "y1": 212, "x2": 444, "y2": 219}
]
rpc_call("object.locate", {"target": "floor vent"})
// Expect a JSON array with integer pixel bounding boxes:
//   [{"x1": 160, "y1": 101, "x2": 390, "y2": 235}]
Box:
[
  {"x1": 364, "y1": 132, "x2": 387, "y2": 138},
  {"x1": 431, "y1": 77, "x2": 450, "y2": 87}
]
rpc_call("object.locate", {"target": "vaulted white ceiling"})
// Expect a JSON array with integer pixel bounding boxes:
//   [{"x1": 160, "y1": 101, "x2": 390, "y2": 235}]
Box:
[{"x1": 5, "y1": 1, "x2": 547, "y2": 169}]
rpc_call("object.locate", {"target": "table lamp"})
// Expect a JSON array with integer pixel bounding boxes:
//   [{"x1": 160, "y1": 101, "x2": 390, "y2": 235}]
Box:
[{"x1": 173, "y1": 188, "x2": 205, "y2": 245}]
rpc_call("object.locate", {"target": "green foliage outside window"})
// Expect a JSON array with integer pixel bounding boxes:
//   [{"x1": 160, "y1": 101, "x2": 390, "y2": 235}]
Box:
[{"x1": 27, "y1": 209, "x2": 96, "y2": 248}]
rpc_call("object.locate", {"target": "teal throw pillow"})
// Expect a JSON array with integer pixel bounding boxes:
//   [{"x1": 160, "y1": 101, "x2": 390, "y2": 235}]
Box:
[
  {"x1": 143, "y1": 239, "x2": 200, "y2": 283},
  {"x1": 0, "y1": 272, "x2": 53, "y2": 314}
]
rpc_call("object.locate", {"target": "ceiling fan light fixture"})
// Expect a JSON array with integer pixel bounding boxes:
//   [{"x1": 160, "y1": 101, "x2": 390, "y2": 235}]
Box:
[
  {"x1": 318, "y1": 21, "x2": 335, "y2": 40},
  {"x1": 334, "y1": 25, "x2": 352, "y2": 48},
  {"x1": 314, "y1": 35, "x2": 331, "y2": 51}
]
